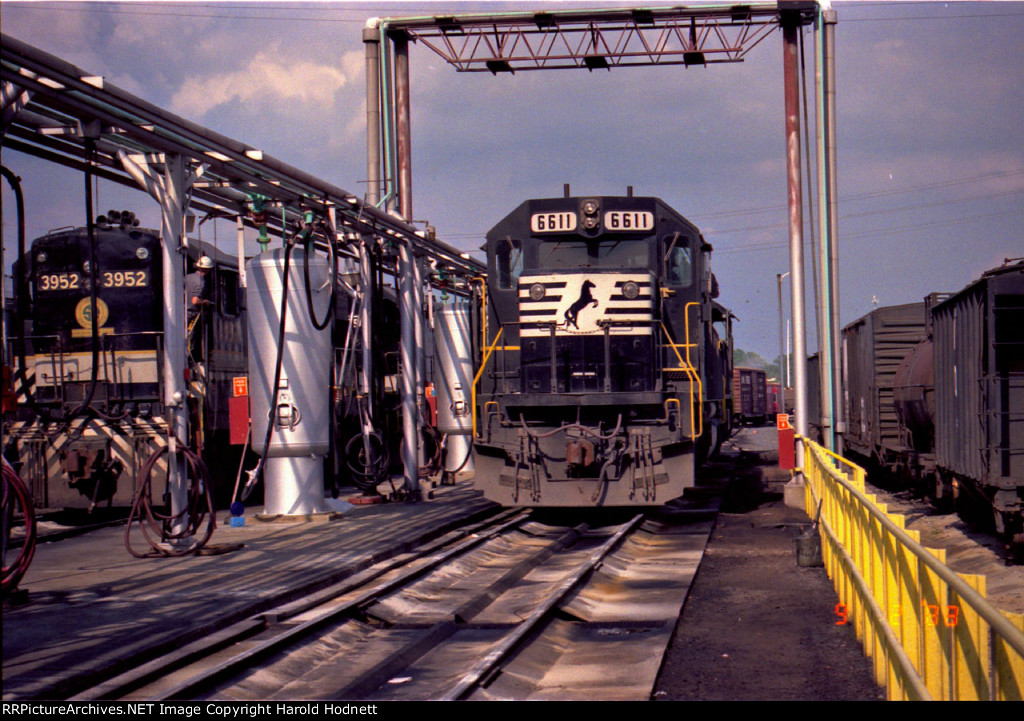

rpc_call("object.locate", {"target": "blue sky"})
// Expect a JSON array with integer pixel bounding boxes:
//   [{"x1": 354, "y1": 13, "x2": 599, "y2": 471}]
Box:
[{"x1": 3, "y1": 1, "x2": 1023, "y2": 359}]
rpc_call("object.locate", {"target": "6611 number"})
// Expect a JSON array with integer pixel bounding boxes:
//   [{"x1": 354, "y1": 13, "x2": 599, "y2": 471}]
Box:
[
  {"x1": 604, "y1": 211, "x2": 654, "y2": 231},
  {"x1": 531, "y1": 211, "x2": 577, "y2": 233}
]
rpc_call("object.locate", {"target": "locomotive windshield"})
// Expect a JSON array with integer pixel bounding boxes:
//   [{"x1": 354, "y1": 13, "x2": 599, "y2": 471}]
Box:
[{"x1": 537, "y1": 239, "x2": 649, "y2": 270}]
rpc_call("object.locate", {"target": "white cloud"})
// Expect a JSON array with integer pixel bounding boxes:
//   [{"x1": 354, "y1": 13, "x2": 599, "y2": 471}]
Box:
[{"x1": 169, "y1": 46, "x2": 360, "y2": 119}]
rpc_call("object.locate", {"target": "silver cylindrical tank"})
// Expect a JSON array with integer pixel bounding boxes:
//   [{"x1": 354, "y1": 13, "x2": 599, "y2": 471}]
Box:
[
  {"x1": 433, "y1": 299, "x2": 475, "y2": 475},
  {"x1": 246, "y1": 247, "x2": 332, "y2": 516}
]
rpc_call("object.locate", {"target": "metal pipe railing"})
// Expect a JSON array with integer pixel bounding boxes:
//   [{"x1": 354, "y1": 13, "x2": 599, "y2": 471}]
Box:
[{"x1": 801, "y1": 438, "x2": 1024, "y2": 700}]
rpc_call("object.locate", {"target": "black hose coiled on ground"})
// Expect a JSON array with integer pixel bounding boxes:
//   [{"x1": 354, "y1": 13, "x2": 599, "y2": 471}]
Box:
[
  {"x1": 2, "y1": 458, "x2": 36, "y2": 596},
  {"x1": 344, "y1": 430, "x2": 390, "y2": 490},
  {"x1": 124, "y1": 443, "x2": 215, "y2": 558}
]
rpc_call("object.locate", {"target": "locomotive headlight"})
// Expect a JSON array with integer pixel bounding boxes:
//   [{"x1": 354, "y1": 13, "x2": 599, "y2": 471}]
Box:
[
  {"x1": 582, "y1": 200, "x2": 599, "y2": 215},
  {"x1": 529, "y1": 283, "x2": 546, "y2": 301},
  {"x1": 136, "y1": 247, "x2": 150, "y2": 260},
  {"x1": 36, "y1": 252, "x2": 48, "y2": 263},
  {"x1": 82, "y1": 261, "x2": 91, "y2": 273},
  {"x1": 622, "y1": 281, "x2": 640, "y2": 299},
  {"x1": 582, "y1": 216, "x2": 599, "y2": 229}
]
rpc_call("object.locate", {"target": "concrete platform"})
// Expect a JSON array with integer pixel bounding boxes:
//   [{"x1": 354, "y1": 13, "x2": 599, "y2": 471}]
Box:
[{"x1": 2, "y1": 481, "x2": 496, "y2": 700}]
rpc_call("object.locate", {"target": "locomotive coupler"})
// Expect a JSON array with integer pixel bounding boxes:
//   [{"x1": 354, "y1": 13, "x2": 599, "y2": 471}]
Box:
[{"x1": 566, "y1": 439, "x2": 596, "y2": 472}]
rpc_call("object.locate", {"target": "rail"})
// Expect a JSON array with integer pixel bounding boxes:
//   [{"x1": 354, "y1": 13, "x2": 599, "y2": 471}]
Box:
[{"x1": 801, "y1": 438, "x2": 1024, "y2": 700}]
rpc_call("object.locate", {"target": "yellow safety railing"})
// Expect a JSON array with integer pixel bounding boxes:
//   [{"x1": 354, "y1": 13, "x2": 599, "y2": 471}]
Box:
[
  {"x1": 471, "y1": 326, "x2": 504, "y2": 438},
  {"x1": 660, "y1": 303, "x2": 701, "y2": 440},
  {"x1": 801, "y1": 438, "x2": 1024, "y2": 700}
]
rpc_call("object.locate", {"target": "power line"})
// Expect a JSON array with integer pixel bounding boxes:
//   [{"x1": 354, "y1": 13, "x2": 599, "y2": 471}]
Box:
[
  {"x1": 711, "y1": 206, "x2": 1024, "y2": 254},
  {"x1": 693, "y1": 168, "x2": 1024, "y2": 221},
  {"x1": 704, "y1": 186, "x2": 1024, "y2": 236},
  {"x1": 1, "y1": 1, "x2": 377, "y2": 23},
  {"x1": 441, "y1": 168, "x2": 1024, "y2": 242}
]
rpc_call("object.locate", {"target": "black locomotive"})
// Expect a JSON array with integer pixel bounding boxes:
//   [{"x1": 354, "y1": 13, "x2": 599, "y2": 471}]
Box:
[
  {"x1": 4, "y1": 212, "x2": 247, "y2": 510},
  {"x1": 818, "y1": 260, "x2": 1024, "y2": 552},
  {"x1": 474, "y1": 192, "x2": 732, "y2": 507}
]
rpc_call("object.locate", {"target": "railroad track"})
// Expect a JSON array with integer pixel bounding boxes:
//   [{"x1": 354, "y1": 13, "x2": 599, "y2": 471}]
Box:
[{"x1": 72, "y1": 505, "x2": 713, "y2": 701}]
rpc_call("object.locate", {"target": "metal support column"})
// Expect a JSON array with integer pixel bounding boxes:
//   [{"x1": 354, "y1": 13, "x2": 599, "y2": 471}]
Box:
[
  {"x1": 782, "y1": 12, "x2": 809, "y2": 477},
  {"x1": 392, "y1": 29, "x2": 413, "y2": 221},
  {"x1": 813, "y1": 4, "x2": 834, "y2": 451},
  {"x1": 359, "y1": 239, "x2": 375, "y2": 413},
  {"x1": 236, "y1": 214, "x2": 247, "y2": 288},
  {"x1": 777, "y1": 271, "x2": 790, "y2": 415},
  {"x1": 824, "y1": 7, "x2": 843, "y2": 455},
  {"x1": 119, "y1": 151, "x2": 202, "y2": 540},
  {"x1": 363, "y1": 21, "x2": 382, "y2": 207},
  {"x1": 399, "y1": 242, "x2": 420, "y2": 497},
  {"x1": 413, "y1": 254, "x2": 427, "y2": 469},
  {"x1": 391, "y1": 28, "x2": 421, "y2": 494}
]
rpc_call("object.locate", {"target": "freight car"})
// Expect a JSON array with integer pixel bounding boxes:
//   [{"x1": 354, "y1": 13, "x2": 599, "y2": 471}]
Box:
[
  {"x1": 834, "y1": 262, "x2": 1023, "y2": 551},
  {"x1": 733, "y1": 366, "x2": 767, "y2": 425},
  {"x1": 840, "y1": 301, "x2": 930, "y2": 467},
  {"x1": 473, "y1": 192, "x2": 732, "y2": 507},
  {"x1": 930, "y1": 262, "x2": 1023, "y2": 546},
  {"x1": 3, "y1": 211, "x2": 246, "y2": 510}
]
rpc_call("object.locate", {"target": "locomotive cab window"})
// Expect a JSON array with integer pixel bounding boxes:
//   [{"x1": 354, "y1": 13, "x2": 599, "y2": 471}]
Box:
[
  {"x1": 538, "y1": 239, "x2": 648, "y2": 270},
  {"x1": 217, "y1": 270, "x2": 241, "y2": 317},
  {"x1": 663, "y1": 234, "x2": 693, "y2": 288},
  {"x1": 495, "y1": 238, "x2": 523, "y2": 290}
]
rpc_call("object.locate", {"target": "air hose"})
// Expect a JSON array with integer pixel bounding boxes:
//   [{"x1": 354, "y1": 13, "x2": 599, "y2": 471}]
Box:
[
  {"x1": 3, "y1": 149, "x2": 105, "y2": 427},
  {"x1": 2, "y1": 164, "x2": 55, "y2": 424},
  {"x1": 302, "y1": 219, "x2": 336, "y2": 331},
  {"x1": 69, "y1": 138, "x2": 104, "y2": 421},
  {"x1": 2, "y1": 457, "x2": 36, "y2": 596},
  {"x1": 344, "y1": 397, "x2": 390, "y2": 491},
  {"x1": 124, "y1": 442, "x2": 215, "y2": 558}
]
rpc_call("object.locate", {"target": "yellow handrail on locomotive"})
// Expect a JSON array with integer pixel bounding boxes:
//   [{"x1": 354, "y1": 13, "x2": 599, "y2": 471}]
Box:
[
  {"x1": 660, "y1": 304, "x2": 702, "y2": 440},
  {"x1": 473, "y1": 276, "x2": 488, "y2": 351},
  {"x1": 472, "y1": 325, "x2": 504, "y2": 438},
  {"x1": 683, "y1": 301, "x2": 704, "y2": 440}
]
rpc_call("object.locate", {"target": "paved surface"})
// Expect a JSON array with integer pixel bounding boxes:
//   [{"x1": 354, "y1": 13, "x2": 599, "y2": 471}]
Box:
[
  {"x1": 655, "y1": 477, "x2": 884, "y2": 700},
  {"x1": 655, "y1": 428, "x2": 884, "y2": 701}
]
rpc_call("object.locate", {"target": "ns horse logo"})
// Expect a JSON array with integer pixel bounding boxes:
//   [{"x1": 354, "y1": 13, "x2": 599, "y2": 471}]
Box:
[{"x1": 564, "y1": 279, "x2": 598, "y2": 329}]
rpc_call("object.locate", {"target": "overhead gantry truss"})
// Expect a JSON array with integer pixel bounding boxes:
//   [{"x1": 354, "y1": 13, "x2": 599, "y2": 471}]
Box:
[
  {"x1": 385, "y1": 3, "x2": 794, "y2": 74},
  {"x1": 0, "y1": 33, "x2": 484, "y2": 278}
]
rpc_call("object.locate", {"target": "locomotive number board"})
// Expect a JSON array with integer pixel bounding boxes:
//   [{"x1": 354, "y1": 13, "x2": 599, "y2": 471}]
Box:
[
  {"x1": 37, "y1": 270, "x2": 150, "y2": 291},
  {"x1": 529, "y1": 210, "x2": 655, "y2": 232},
  {"x1": 531, "y1": 211, "x2": 577, "y2": 233},
  {"x1": 604, "y1": 211, "x2": 654, "y2": 231}
]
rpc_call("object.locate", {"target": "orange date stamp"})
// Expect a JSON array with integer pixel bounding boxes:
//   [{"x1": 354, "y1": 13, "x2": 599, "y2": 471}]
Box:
[{"x1": 835, "y1": 602, "x2": 960, "y2": 627}]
